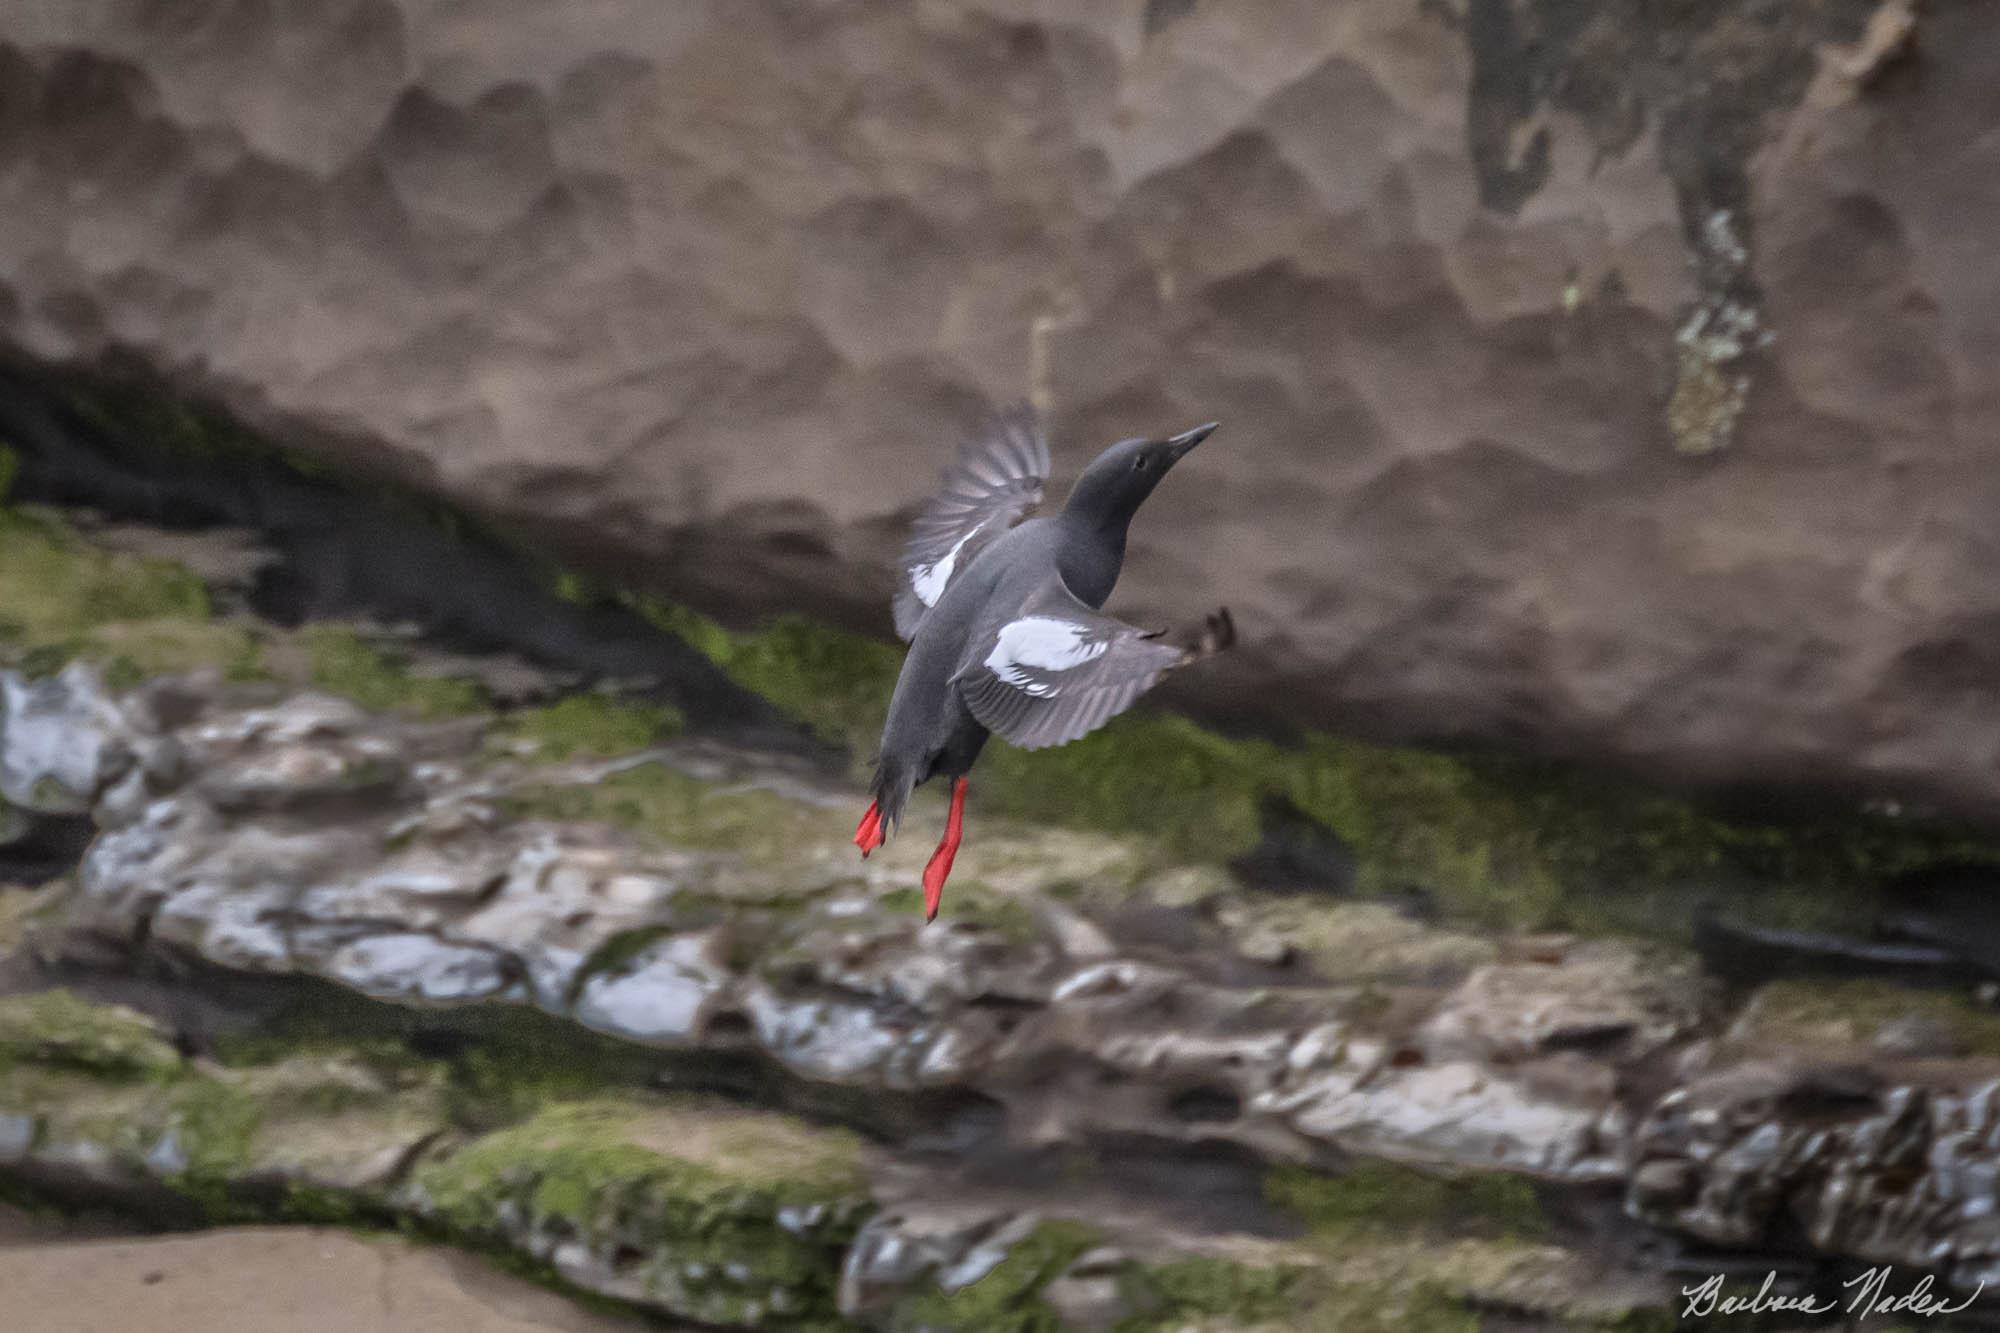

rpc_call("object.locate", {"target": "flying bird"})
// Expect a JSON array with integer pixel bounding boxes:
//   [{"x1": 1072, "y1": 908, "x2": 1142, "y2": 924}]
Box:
[{"x1": 854, "y1": 406, "x2": 1234, "y2": 920}]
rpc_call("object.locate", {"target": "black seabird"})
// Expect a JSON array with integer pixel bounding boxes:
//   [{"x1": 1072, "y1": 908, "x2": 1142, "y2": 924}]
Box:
[{"x1": 854, "y1": 406, "x2": 1234, "y2": 920}]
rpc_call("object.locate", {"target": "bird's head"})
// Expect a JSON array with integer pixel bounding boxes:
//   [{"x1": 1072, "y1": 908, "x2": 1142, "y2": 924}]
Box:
[{"x1": 1062, "y1": 421, "x2": 1218, "y2": 530}]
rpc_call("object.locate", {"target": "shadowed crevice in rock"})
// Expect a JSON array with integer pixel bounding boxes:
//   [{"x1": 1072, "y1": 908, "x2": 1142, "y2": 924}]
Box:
[
  {"x1": 1877, "y1": 862, "x2": 2000, "y2": 978},
  {"x1": 1694, "y1": 860, "x2": 2000, "y2": 992},
  {"x1": 1694, "y1": 913, "x2": 1989, "y2": 991},
  {"x1": 1226, "y1": 791, "x2": 1357, "y2": 894},
  {"x1": 11, "y1": 947, "x2": 1014, "y2": 1160},
  {"x1": 896, "y1": 1132, "x2": 1297, "y2": 1241},
  {"x1": 0, "y1": 358, "x2": 834, "y2": 763},
  {"x1": 0, "y1": 812, "x2": 93, "y2": 885}
]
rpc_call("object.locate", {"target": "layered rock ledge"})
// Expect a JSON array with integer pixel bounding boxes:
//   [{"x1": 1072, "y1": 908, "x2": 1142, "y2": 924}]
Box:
[{"x1": 6, "y1": 650, "x2": 2000, "y2": 1326}]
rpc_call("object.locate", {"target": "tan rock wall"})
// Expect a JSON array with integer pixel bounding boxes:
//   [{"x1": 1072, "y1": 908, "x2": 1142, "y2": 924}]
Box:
[{"x1": 2, "y1": 1, "x2": 1997, "y2": 809}]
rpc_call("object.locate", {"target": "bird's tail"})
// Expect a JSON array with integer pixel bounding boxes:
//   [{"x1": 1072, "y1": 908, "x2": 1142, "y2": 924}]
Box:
[
  {"x1": 853, "y1": 753, "x2": 915, "y2": 857},
  {"x1": 870, "y1": 753, "x2": 915, "y2": 833}
]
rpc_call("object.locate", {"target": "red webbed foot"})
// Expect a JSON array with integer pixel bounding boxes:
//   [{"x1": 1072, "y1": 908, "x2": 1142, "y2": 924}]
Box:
[
  {"x1": 921, "y1": 776, "x2": 969, "y2": 922},
  {"x1": 853, "y1": 801, "x2": 884, "y2": 857}
]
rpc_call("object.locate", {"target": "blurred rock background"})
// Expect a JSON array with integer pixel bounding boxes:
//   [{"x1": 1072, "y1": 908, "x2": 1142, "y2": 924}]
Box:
[{"x1": 3, "y1": 1, "x2": 2000, "y2": 1329}]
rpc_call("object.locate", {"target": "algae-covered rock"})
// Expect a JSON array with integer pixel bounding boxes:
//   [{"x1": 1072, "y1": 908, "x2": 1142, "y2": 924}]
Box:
[
  {"x1": 6, "y1": 989, "x2": 1381, "y2": 1331},
  {"x1": 0, "y1": 500, "x2": 263, "y2": 700},
  {"x1": 1720, "y1": 977, "x2": 2000, "y2": 1062},
  {"x1": 0, "y1": 995, "x2": 450, "y2": 1206},
  {"x1": 846, "y1": 1210, "x2": 1286, "y2": 1332},
  {"x1": 848, "y1": 1184, "x2": 1663, "y2": 1333},
  {"x1": 0, "y1": 979, "x2": 1674, "y2": 1331},
  {"x1": 300, "y1": 626, "x2": 491, "y2": 722},
  {"x1": 14, "y1": 682, "x2": 1702, "y2": 1185},
  {"x1": 407, "y1": 1099, "x2": 871, "y2": 1328},
  {"x1": 0, "y1": 630, "x2": 1988, "y2": 1320},
  {"x1": 0, "y1": 989, "x2": 181, "y2": 1080},
  {"x1": 0, "y1": 989, "x2": 875, "y2": 1326}
]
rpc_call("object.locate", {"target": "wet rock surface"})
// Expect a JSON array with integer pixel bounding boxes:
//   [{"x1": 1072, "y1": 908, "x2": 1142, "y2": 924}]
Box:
[
  {"x1": 5, "y1": 659, "x2": 2000, "y2": 1325},
  {"x1": 3, "y1": 0, "x2": 2000, "y2": 819},
  {"x1": 1629, "y1": 1060, "x2": 2000, "y2": 1311},
  {"x1": 39, "y1": 668, "x2": 1701, "y2": 1184}
]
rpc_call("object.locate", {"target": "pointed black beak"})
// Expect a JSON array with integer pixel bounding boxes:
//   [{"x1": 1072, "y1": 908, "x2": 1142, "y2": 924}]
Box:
[{"x1": 1165, "y1": 421, "x2": 1219, "y2": 460}]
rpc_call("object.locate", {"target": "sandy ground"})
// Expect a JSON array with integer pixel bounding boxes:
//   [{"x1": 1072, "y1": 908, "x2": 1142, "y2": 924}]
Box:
[{"x1": 0, "y1": 1207, "x2": 660, "y2": 1333}]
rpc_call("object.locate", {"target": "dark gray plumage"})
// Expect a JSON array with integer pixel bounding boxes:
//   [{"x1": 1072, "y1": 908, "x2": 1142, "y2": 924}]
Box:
[{"x1": 854, "y1": 406, "x2": 1233, "y2": 919}]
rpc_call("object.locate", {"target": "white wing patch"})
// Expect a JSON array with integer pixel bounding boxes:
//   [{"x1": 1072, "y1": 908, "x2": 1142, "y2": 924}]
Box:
[
  {"x1": 984, "y1": 616, "x2": 1107, "y2": 696},
  {"x1": 956, "y1": 577, "x2": 1196, "y2": 751},
  {"x1": 909, "y1": 526, "x2": 980, "y2": 608}
]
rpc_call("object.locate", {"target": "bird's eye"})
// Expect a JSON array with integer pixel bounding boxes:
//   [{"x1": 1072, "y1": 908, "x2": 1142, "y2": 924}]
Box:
[{"x1": 1132, "y1": 456, "x2": 1149, "y2": 472}]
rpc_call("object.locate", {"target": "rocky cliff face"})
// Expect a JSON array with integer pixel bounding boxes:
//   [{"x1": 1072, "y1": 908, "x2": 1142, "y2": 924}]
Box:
[{"x1": 1, "y1": 0, "x2": 1996, "y2": 814}]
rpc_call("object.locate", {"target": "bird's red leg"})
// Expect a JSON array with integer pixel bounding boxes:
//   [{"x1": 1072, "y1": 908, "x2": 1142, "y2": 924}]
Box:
[
  {"x1": 853, "y1": 801, "x2": 884, "y2": 857},
  {"x1": 921, "y1": 777, "x2": 968, "y2": 923}
]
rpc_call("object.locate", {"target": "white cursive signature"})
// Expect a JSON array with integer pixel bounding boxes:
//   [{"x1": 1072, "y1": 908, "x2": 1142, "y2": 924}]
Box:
[
  {"x1": 1681, "y1": 1268, "x2": 1984, "y2": 1320},
  {"x1": 1845, "y1": 1268, "x2": 1985, "y2": 1319},
  {"x1": 1681, "y1": 1272, "x2": 1835, "y2": 1318}
]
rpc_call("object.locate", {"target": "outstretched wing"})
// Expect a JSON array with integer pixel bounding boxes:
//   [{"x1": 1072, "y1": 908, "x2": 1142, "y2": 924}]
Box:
[
  {"x1": 953, "y1": 576, "x2": 1188, "y2": 750},
  {"x1": 893, "y1": 405, "x2": 1050, "y2": 641}
]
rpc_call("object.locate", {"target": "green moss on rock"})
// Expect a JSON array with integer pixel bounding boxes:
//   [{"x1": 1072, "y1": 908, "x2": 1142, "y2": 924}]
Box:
[
  {"x1": 219, "y1": 986, "x2": 675, "y2": 1134},
  {"x1": 1267, "y1": 1161, "x2": 1547, "y2": 1244},
  {"x1": 495, "y1": 692, "x2": 683, "y2": 760},
  {"x1": 503, "y1": 760, "x2": 826, "y2": 862},
  {"x1": 413, "y1": 1098, "x2": 869, "y2": 1329},
  {"x1": 442, "y1": 1040, "x2": 660, "y2": 1134},
  {"x1": 0, "y1": 997, "x2": 456, "y2": 1210},
  {"x1": 303, "y1": 625, "x2": 489, "y2": 719},
  {"x1": 0, "y1": 881, "x2": 67, "y2": 956},
  {"x1": 885, "y1": 1226, "x2": 1488, "y2": 1333},
  {"x1": 0, "y1": 989, "x2": 879, "y2": 1325},
  {"x1": 628, "y1": 599, "x2": 901, "y2": 756},
  {"x1": 0, "y1": 1044, "x2": 263, "y2": 1208},
  {"x1": 0, "y1": 990, "x2": 182, "y2": 1080},
  {"x1": 0, "y1": 505, "x2": 265, "y2": 684},
  {"x1": 160, "y1": 1077, "x2": 266, "y2": 1180},
  {"x1": 97, "y1": 619, "x2": 269, "y2": 687},
  {"x1": 0, "y1": 457, "x2": 284, "y2": 689},
  {"x1": 982, "y1": 714, "x2": 1265, "y2": 864},
  {"x1": 874, "y1": 883, "x2": 1040, "y2": 941},
  {"x1": 1116, "y1": 1231, "x2": 1637, "y2": 1332},
  {"x1": 1118, "y1": 1254, "x2": 1312, "y2": 1330},
  {"x1": 605, "y1": 591, "x2": 2000, "y2": 940},
  {"x1": 887, "y1": 1218, "x2": 1100, "y2": 1333},
  {"x1": 1728, "y1": 977, "x2": 2000, "y2": 1060},
  {"x1": 0, "y1": 986, "x2": 1670, "y2": 1330},
  {"x1": 0, "y1": 507, "x2": 207, "y2": 624}
]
